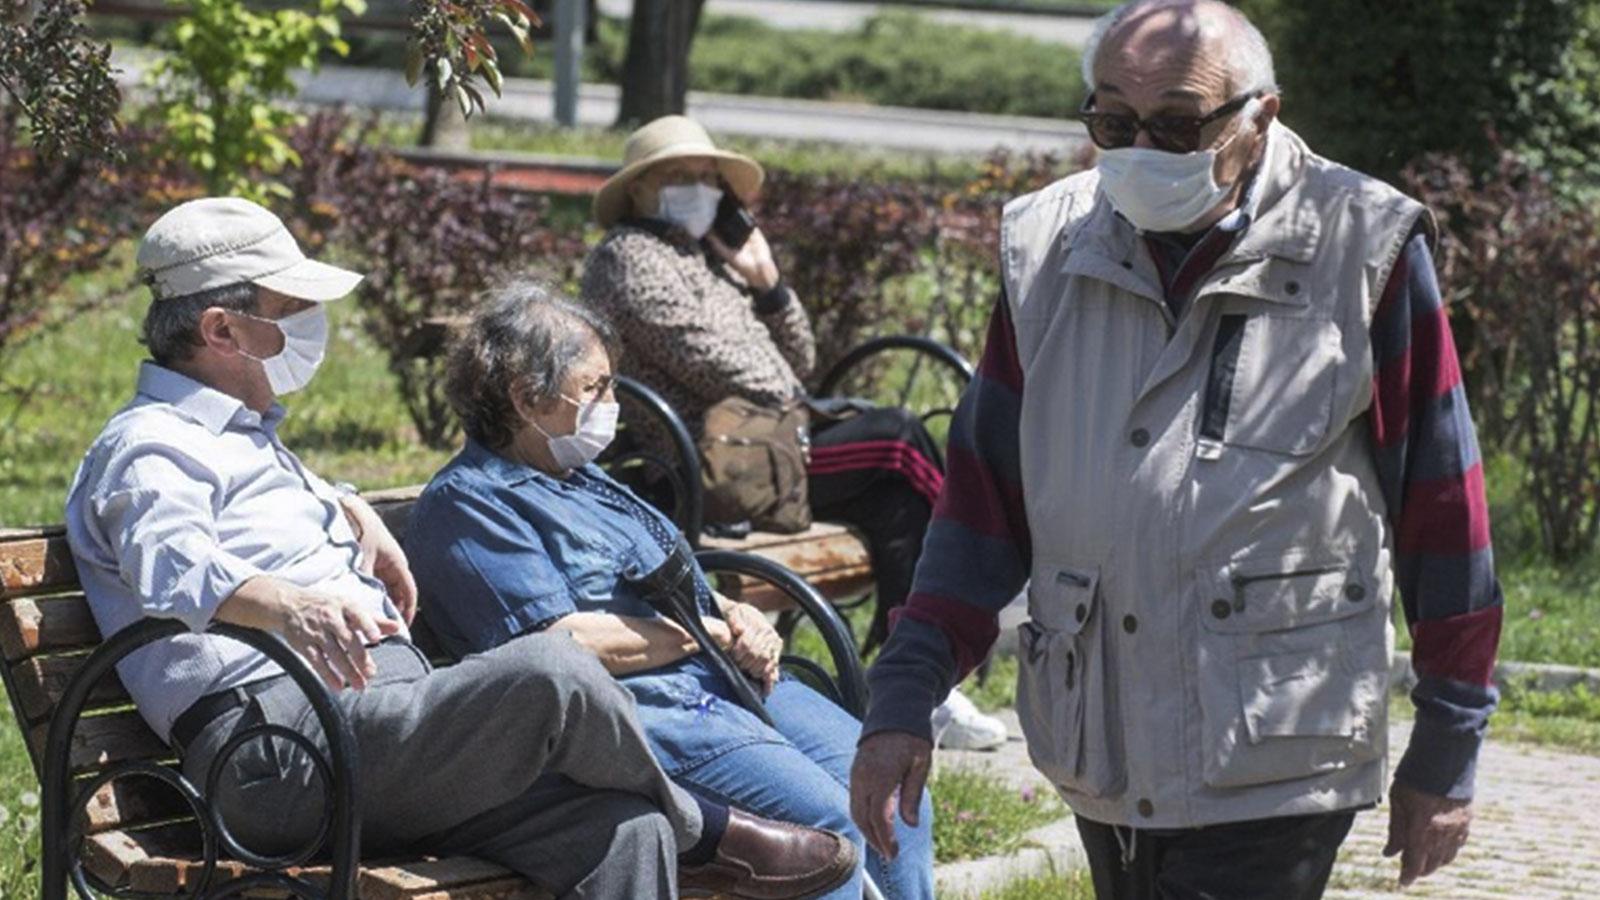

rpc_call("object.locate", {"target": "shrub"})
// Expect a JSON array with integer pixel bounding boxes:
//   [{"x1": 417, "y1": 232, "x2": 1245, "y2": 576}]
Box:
[
  {"x1": 144, "y1": 0, "x2": 366, "y2": 202},
  {"x1": 758, "y1": 149, "x2": 1068, "y2": 382},
  {"x1": 1404, "y1": 147, "x2": 1600, "y2": 561},
  {"x1": 689, "y1": 13, "x2": 1085, "y2": 119},
  {"x1": 286, "y1": 114, "x2": 586, "y2": 448},
  {"x1": 1237, "y1": 0, "x2": 1600, "y2": 191},
  {"x1": 0, "y1": 122, "x2": 182, "y2": 411}
]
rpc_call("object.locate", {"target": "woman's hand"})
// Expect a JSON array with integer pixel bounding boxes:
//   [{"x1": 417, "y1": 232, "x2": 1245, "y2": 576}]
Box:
[
  {"x1": 723, "y1": 602, "x2": 782, "y2": 694},
  {"x1": 706, "y1": 227, "x2": 781, "y2": 293}
]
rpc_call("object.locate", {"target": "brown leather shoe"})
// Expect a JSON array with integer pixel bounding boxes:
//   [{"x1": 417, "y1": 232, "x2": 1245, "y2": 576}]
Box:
[{"x1": 679, "y1": 808, "x2": 857, "y2": 899}]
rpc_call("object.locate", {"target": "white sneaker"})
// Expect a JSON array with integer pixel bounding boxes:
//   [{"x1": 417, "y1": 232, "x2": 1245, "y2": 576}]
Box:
[{"x1": 931, "y1": 687, "x2": 1008, "y2": 751}]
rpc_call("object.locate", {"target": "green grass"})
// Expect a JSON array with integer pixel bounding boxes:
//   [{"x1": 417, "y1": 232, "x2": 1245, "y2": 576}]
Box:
[
  {"x1": 930, "y1": 766, "x2": 1066, "y2": 863},
  {"x1": 0, "y1": 702, "x2": 40, "y2": 897},
  {"x1": 1489, "y1": 680, "x2": 1600, "y2": 755},
  {"x1": 970, "y1": 866, "x2": 1097, "y2": 900}
]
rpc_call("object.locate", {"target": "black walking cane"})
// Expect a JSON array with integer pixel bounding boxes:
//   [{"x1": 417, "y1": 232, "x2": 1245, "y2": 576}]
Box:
[{"x1": 627, "y1": 538, "x2": 776, "y2": 726}]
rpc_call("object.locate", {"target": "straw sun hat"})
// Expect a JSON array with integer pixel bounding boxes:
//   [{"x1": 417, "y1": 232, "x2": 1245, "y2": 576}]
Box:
[{"x1": 592, "y1": 116, "x2": 764, "y2": 227}]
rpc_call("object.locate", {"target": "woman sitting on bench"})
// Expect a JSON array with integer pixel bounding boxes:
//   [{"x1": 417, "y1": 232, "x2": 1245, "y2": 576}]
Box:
[{"x1": 405, "y1": 282, "x2": 935, "y2": 900}]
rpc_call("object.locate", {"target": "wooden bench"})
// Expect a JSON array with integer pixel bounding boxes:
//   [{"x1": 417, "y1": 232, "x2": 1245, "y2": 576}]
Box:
[{"x1": 5, "y1": 488, "x2": 865, "y2": 899}]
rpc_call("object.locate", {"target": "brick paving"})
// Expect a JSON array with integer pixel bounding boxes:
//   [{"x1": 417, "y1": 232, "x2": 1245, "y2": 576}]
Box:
[{"x1": 938, "y1": 711, "x2": 1599, "y2": 898}]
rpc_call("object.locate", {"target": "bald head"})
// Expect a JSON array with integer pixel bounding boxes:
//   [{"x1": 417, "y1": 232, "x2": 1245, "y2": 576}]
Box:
[{"x1": 1083, "y1": 0, "x2": 1277, "y2": 99}]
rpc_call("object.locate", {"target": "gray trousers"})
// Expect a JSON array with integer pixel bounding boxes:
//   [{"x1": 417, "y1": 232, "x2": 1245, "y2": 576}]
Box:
[{"x1": 180, "y1": 632, "x2": 704, "y2": 900}]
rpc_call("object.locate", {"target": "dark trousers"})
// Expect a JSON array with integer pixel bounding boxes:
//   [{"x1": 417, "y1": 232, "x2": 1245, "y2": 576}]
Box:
[
  {"x1": 807, "y1": 406, "x2": 940, "y2": 653},
  {"x1": 1076, "y1": 810, "x2": 1357, "y2": 900}
]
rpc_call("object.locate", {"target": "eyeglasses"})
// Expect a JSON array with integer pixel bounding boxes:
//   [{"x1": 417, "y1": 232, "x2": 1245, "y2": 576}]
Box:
[{"x1": 1077, "y1": 92, "x2": 1260, "y2": 153}]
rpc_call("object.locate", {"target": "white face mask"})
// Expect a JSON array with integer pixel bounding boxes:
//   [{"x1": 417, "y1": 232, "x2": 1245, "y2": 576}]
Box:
[
  {"x1": 235, "y1": 305, "x2": 329, "y2": 395},
  {"x1": 656, "y1": 183, "x2": 722, "y2": 239},
  {"x1": 1095, "y1": 114, "x2": 1256, "y2": 233},
  {"x1": 533, "y1": 395, "x2": 620, "y2": 471}
]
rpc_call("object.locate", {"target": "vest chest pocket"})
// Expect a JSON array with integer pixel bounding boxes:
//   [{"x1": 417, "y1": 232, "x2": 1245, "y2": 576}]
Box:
[
  {"x1": 1015, "y1": 563, "x2": 1126, "y2": 799},
  {"x1": 1194, "y1": 550, "x2": 1387, "y2": 790},
  {"x1": 1201, "y1": 313, "x2": 1343, "y2": 457}
]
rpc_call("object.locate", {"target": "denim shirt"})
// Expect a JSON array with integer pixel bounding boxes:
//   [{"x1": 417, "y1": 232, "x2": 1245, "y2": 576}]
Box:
[{"x1": 406, "y1": 438, "x2": 784, "y2": 774}]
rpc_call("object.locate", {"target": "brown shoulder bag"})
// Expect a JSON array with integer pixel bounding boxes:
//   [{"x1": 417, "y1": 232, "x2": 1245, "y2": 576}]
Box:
[{"x1": 698, "y1": 396, "x2": 812, "y2": 534}]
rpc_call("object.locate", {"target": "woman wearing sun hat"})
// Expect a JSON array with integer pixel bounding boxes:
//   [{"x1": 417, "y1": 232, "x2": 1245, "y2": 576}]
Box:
[{"x1": 583, "y1": 112, "x2": 1009, "y2": 737}]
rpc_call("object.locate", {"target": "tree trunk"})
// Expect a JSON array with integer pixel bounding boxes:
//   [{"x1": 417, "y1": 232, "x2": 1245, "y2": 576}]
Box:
[
  {"x1": 419, "y1": 84, "x2": 471, "y2": 151},
  {"x1": 615, "y1": 0, "x2": 705, "y2": 128}
]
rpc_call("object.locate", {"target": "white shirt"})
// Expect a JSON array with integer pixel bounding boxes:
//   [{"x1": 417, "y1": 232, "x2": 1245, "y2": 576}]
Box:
[{"x1": 65, "y1": 362, "x2": 405, "y2": 741}]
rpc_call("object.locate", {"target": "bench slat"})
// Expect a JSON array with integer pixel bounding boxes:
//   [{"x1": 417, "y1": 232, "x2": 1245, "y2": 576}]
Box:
[
  {"x1": 87, "y1": 822, "x2": 550, "y2": 898},
  {"x1": 30, "y1": 709, "x2": 169, "y2": 775},
  {"x1": 0, "y1": 593, "x2": 100, "y2": 662},
  {"x1": 0, "y1": 532, "x2": 78, "y2": 601},
  {"x1": 12, "y1": 652, "x2": 130, "y2": 722}
]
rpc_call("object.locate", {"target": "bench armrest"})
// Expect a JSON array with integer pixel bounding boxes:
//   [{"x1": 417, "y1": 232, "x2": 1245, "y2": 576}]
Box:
[
  {"x1": 694, "y1": 550, "x2": 869, "y2": 719},
  {"x1": 41, "y1": 619, "x2": 361, "y2": 900},
  {"x1": 614, "y1": 375, "x2": 705, "y2": 546},
  {"x1": 815, "y1": 335, "x2": 975, "y2": 400}
]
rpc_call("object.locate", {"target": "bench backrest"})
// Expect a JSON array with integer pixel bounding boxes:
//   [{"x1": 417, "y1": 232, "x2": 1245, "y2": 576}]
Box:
[{"x1": 0, "y1": 489, "x2": 423, "y2": 842}]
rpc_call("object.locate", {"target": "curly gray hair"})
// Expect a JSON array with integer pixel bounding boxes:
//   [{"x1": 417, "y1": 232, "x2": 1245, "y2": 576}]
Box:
[{"x1": 445, "y1": 281, "x2": 621, "y2": 450}]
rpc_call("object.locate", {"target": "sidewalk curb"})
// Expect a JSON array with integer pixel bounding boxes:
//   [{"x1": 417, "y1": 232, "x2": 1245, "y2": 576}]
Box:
[{"x1": 933, "y1": 816, "x2": 1086, "y2": 898}]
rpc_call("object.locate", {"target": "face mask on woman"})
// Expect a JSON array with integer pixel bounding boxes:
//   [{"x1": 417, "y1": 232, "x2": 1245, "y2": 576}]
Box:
[
  {"x1": 233, "y1": 305, "x2": 329, "y2": 395},
  {"x1": 532, "y1": 395, "x2": 621, "y2": 470},
  {"x1": 656, "y1": 183, "x2": 723, "y2": 239}
]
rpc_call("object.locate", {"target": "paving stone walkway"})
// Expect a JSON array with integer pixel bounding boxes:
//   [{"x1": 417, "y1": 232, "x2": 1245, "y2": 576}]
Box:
[{"x1": 936, "y1": 711, "x2": 1599, "y2": 898}]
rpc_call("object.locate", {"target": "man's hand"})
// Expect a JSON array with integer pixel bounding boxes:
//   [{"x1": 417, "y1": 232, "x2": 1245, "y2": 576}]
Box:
[
  {"x1": 707, "y1": 227, "x2": 780, "y2": 293},
  {"x1": 339, "y1": 494, "x2": 418, "y2": 623},
  {"x1": 216, "y1": 577, "x2": 404, "y2": 692},
  {"x1": 850, "y1": 731, "x2": 933, "y2": 861},
  {"x1": 276, "y1": 588, "x2": 403, "y2": 691},
  {"x1": 1384, "y1": 781, "x2": 1473, "y2": 886},
  {"x1": 723, "y1": 602, "x2": 781, "y2": 694}
]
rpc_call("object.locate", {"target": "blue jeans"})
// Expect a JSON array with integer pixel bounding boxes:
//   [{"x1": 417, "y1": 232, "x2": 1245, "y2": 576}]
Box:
[{"x1": 672, "y1": 679, "x2": 936, "y2": 900}]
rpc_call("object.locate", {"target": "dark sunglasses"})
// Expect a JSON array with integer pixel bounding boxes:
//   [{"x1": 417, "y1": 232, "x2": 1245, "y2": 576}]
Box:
[{"x1": 1077, "y1": 92, "x2": 1260, "y2": 153}]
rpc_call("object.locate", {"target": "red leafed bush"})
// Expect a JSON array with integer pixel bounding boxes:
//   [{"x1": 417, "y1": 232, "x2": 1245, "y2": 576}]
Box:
[
  {"x1": 0, "y1": 121, "x2": 186, "y2": 381},
  {"x1": 284, "y1": 113, "x2": 586, "y2": 448}
]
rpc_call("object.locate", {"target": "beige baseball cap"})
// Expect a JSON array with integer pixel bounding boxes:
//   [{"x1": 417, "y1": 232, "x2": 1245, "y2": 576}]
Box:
[{"x1": 136, "y1": 197, "x2": 363, "y2": 302}]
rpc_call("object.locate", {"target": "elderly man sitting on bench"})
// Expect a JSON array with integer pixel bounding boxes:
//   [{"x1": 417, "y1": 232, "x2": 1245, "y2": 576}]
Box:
[{"x1": 62, "y1": 197, "x2": 855, "y2": 900}]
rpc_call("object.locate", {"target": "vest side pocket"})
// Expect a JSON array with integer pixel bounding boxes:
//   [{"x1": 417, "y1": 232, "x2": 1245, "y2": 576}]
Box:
[
  {"x1": 1015, "y1": 563, "x2": 1126, "y2": 799},
  {"x1": 1195, "y1": 549, "x2": 1387, "y2": 789}
]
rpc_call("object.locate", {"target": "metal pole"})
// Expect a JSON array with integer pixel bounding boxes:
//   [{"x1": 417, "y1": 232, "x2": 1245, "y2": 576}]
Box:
[{"x1": 553, "y1": 0, "x2": 586, "y2": 127}]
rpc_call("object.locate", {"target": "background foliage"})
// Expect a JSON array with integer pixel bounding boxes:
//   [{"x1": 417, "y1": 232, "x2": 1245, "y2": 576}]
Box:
[
  {"x1": 1236, "y1": 0, "x2": 1600, "y2": 192},
  {"x1": 145, "y1": 0, "x2": 365, "y2": 201}
]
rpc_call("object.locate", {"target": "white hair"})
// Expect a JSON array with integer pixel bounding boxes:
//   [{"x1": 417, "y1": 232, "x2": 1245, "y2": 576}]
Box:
[{"x1": 1081, "y1": 0, "x2": 1279, "y2": 98}]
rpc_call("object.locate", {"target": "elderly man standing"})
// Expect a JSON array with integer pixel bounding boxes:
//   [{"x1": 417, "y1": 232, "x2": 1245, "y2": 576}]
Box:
[
  {"x1": 65, "y1": 197, "x2": 855, "y2": 900},
  {"x1": 851, "y1": 2, "x2": 1503, "y2": 897}
]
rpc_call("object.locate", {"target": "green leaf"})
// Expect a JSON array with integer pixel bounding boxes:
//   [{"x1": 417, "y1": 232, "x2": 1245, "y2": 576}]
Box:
[{"x1": 482, "y1": 60, "x2": 503, "y2": 97}]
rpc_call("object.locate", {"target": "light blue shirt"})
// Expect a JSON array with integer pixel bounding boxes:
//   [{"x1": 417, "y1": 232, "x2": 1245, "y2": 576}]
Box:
[{"x1": 65, "y1": 362, "x2": 404, "y2": 741}]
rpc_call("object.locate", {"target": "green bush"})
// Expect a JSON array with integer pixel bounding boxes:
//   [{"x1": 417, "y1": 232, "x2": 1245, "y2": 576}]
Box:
[{"x1": 1236, "y1": 0, "x2": 1600, "y2": 190}]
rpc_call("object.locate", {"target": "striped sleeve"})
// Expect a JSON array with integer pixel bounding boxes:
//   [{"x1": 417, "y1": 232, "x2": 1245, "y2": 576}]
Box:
[
  {"x1": 1368, "y1": 232, "x2": 1504, "y2": 801},
  {"x1": 861, "y1": 293, "x2": 1031, "y2": 742}
]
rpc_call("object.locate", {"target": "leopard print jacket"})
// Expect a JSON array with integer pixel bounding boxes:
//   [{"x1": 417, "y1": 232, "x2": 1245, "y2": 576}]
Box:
[{"x1": 581, "y1": 221, "x2": 816, "y2": 432}]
